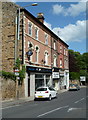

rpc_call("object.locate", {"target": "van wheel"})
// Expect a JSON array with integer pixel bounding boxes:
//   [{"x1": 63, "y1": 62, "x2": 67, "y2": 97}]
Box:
[{"x1": 49, "y1": 95, "x2": 52, "y2": 101}]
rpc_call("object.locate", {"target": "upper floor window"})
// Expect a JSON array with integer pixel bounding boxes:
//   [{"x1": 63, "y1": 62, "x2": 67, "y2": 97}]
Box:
[
  {"x1": 64, "y1": 48, "x2": 66, "y2": 55},
  {"x1": 60, "y1": 58, "x2": 63, "y2": 68},
  {"x1": 53, "y1": 54, "x2": 57, "y2": 67},
  {"x1": 60, "y1": 45, "x2": 62, "y2": 53},
  {"x1": 45, "y1": 34, "x2": 48, "y2": 45},
  {"x1": 27, "y1": 41, "x2": 34, "y2": 62},
  {"x1": 28, "y1": 22, "x2": 32, "y2": 36},
  {"x1": 35, "y1": 27, "x2": 39, "y2": 40},
  {"x1": 54, "y1": 40, "x2": 56, "y2": 50},
  {"x1": 44, "y1": 51, "x2": 48, "y2": 65},
  {"x1": 35, "y1": 46, "x2": 39, "y2": 63}
]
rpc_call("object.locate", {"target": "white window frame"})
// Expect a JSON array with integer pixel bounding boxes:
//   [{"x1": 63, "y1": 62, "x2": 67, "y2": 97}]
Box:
[
  {"x1": 44, "y1": 51, "x2": 49, "y2": 65},
  {"x1": 28, "y1": 41, "x2": 34, "y2": 62},
  {"x1": 35, "y1": 45, "x2": 39, "y2": 63},
  {"x1": 60, "y1": 59, "x2": 62, "y2": 68},
  {"x1": 54, "y1": 41, "x2": 56, "y2": 50},
  {"x1": 53, "y1": 54, "x2": 57, "y2": 67},
  {"x1": 45, "y1": 33, "x2": 48, "y2": 45},
  {"x1": 35, "y1": 27, "x2": 39, "y2": 40},
  {"x1": 60, "y1": 45, "x2": 62, "y2": 53},
  {"x1": 28, "y1": 21, "x2": 32, "y2": 36}
]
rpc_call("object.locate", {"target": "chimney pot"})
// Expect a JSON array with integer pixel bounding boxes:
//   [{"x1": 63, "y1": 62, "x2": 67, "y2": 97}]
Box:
[{"x1": 37, "y1": 13, "x2": 45, "y2": 23}]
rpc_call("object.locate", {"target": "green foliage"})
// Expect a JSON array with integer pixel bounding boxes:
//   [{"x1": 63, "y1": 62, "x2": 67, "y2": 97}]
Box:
[
  {"x1": 69, "y1": 50, "x2": 88, "y2": 83},
  {"x1": 19, "y1": 65, "x2": 26, "y2": 82},
  {"x1": 1, "y1": 71, "x2": 16, "y2": 81},
  {"x1": 69, "y1": 72, "x2": 80, "y2": 80},
  {"x1": 14, "y1": 58, "x2": 21, "y2": 70}
]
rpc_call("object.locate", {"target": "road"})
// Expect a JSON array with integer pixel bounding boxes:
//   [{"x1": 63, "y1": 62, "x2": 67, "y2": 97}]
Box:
[{"x1": 2, "y1": 87, "x2": 87, "y2": 118}]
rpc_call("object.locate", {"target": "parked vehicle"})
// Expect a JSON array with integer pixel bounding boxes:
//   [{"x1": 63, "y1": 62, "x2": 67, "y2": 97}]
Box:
[
  {"x1": 69, "y1": 84, "x2": 80, "y2": 91},
  {"x1": 34, "y1": 86, "x2": 57, "y2": 101}
]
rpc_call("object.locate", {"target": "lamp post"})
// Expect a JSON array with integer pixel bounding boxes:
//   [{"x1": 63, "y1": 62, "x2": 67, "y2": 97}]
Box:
[
  {"x1": 15, "y1": 3, "x2": 38, "y2": 99},
  {"x1": 15, "y1": 3, "x2": 38, "y2": 62}
]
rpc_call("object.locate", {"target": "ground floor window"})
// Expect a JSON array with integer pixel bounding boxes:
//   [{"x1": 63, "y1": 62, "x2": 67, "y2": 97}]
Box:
[{"x1": 35, "y1": 74, "x2": 51, "y2": 90}]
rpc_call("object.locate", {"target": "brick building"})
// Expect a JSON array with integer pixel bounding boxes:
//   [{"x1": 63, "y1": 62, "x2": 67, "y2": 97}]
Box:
[{"x1": 2, "y1": 2, "x2": 69, "y2": 99}]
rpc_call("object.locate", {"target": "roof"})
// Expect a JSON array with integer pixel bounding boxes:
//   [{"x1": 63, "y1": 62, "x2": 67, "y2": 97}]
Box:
[{"x1": 20, "y1": 8, "x2": 69, "y2": 47}]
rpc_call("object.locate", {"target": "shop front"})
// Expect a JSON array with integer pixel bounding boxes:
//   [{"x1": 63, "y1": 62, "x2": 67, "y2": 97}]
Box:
[
  {"x1": 52, "y1": 68, "x2": 60, "y2": 91},
  {"x1": 24, "y1": 66, "x2": 52, "y2": 98},
  {"x1": 59, "y1": 69, "x2": 65, "y2": 90}
]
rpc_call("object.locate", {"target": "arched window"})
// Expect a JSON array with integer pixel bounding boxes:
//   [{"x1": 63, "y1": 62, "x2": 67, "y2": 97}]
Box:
[
  {"x1": 53, "y1": 54, "x2": 57, "y2": 67},
  {"x1": 27, "y1": 41, "x2": 34, "y2": 62},
  {"x1": 44, "y1": 51, "x2": 48, "y2": 65},
  {"x1": 28, "y1": 22, "x2": 32, "y2": 36},
  {"x1": 35, "y1": 46, "x2": 39, "y2": 63},
  {"x1": 60, "y1": 58, "x2": 63, "y2": 68},
  {"x1": 45, "y1": 33, "x2": 48, "y2": 45},
  {"x1": 35, "y1": 27, "x2": 39, "y2": 40}
]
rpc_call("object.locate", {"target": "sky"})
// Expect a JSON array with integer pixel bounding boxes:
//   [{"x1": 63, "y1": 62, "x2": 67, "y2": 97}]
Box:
[{"x1": 16, "y1": 1, "x2": 87, "y2": 54}]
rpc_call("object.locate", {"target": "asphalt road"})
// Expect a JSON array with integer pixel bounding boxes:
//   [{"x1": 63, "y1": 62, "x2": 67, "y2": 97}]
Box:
[{"x1": 2, "y1": 87, "x2": 87, "y2": 119}]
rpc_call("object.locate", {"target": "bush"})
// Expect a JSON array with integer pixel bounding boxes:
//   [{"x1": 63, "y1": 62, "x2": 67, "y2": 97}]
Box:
[{"x1": 1, "y1": 71, "x2": 16, "y2": 81}]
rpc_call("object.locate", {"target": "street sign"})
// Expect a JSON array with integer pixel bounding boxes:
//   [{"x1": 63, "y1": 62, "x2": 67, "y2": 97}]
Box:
[{"x1": 14, "y1": 69, "x2": 19, "y2": 76}]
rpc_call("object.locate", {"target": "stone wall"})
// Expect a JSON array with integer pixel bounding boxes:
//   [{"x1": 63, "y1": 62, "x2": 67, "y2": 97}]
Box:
[
  {"x1": 2, "y1": 2, "x2": 23, "y2": 72},
  {"x1": 1, "y1": 77, "x2": 24, "y2": 100}
]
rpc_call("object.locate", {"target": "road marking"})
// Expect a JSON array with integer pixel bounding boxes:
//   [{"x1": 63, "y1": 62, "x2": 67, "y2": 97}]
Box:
[
  {"x1": 37, "y1": 105, "x2": 69, "y2": 118},
  {"x1": 74, "y1": 98, "x2": 85, "y2": 104},
  {"x1": 2, "y1": 103, "x2": 38, "y2": 110},
  {"x1": 2, "y1": 104, "x2": 20, "y2": 110},
  {"x1": 67, "y1": 108, "x2": 82, "y2": 112}
]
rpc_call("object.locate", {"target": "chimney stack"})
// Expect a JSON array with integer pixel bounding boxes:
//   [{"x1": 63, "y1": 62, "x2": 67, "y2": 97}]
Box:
[{"x1": 37, "y1": 13, "x2": 45, "y2": 23}]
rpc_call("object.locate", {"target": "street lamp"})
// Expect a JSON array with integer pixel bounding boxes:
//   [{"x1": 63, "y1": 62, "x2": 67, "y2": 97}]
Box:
[
  {"x1": 15, "y1": 3, "x2": 38, "y2": 99},
  {"x1": 15, "y1": 3, "x2": 38, "y2": 61},
  {"x1": 17, "y1": 3, "x2": 38, "y2": 41}
]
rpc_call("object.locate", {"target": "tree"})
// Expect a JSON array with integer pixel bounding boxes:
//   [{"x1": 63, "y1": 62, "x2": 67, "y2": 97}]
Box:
[{"x1": 69, "y1": 49, "x2": 88, "y2": 84}]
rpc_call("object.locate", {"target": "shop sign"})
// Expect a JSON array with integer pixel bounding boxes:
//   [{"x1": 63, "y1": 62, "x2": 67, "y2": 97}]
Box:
[
  {"x1": 59, "y1": 70, "x2": 64, "y2": 76},
  {"x1": 27, "y1": 66, "x2": 52, "y2": 73},
  {"x1": 52, "y1": 72, "x2": 60, "y2": 78},
  {"x1": 80, "y1": 76, "x2": 86, "y2": 81}
]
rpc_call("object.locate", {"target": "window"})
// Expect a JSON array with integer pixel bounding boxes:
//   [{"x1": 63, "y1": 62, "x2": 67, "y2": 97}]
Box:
[
  {"x1": 60, "y1": 58, "x2": 62, "y2": 68},
  {"x1": 53, "y1": 54, "x2": 57, "y2": 67},
  {"x1": 54, "y1": 41, "x2": 56, "y2": 50},
  {"x1": 28, "y1": 22, "x2": 32, "y2": 36},
  {"x1": 45, "y1": 34, "x2": 48, "y2": 45},
  {"x1": 64, "y1": 48, "x2": 66, "y2": 55},
  {"x1": 60, "y1": 45, "x2": 62, "y2": 53},
  {"x1": 35, "y1": 46, "x2": 39, "y2": 63},
  {"x1": 35, "y1": 27, "x2": 38, "y2": 40},
  {"x1": 45, "y1": 51, "x2": 48, "y2": 65}
]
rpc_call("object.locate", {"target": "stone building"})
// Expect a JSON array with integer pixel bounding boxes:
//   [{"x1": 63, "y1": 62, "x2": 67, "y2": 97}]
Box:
[{"x1": 2, "y1": 2, "x2": 69, "y2": 99}]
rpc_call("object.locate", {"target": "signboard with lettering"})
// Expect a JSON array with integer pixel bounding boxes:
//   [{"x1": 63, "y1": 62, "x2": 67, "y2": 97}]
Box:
[
  {"x1": 14, "y1": 69, "x2": 19, "y2": 76},
  {"x1": 52, "y1": 72, "x2": 60, "y2": 78},
  {"x1": 80, "y1": 76, "x2": 86, "y2": 81}
]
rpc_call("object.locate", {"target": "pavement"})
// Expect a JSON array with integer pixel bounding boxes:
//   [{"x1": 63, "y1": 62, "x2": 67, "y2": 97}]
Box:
[{"x1": 1, "y1": 86, "x2": 86, "y2": 109}]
